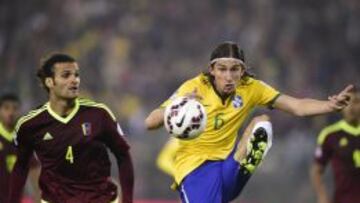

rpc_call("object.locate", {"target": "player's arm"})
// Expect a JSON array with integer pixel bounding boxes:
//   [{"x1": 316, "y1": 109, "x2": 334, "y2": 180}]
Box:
[
  {"x1": 310, "y1": 162, "x2": 330, "y2": 203},
  {"x1": 145, "y1": 81, "x2": 199, "y2": 130},
  {"x1": 145, "y1": 108, "x2": 165, "y2": 130},
  {"x1": 310, "y1": 128, "x2": 333, "y2": 203},
  {"x1": 101, "y1": 110, "x2": 134, "y2": 203},
  {"x1": 273, "y1": 85, "x2": 354, "y2": 116},
  {"x1": 115, "y1": 147, "x2": 134, "y2": 203},
  {"x1": 8, "y1": 133, "x2": 33, "y2": 203},
  {"x1": 28, "y1": 159, "x2": 41, "y2": 203}
]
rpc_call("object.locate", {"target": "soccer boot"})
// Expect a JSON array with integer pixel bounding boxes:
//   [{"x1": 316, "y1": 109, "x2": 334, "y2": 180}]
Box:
[{"x1": 240, "y1": 122, "x2": 273, "y2": 174}]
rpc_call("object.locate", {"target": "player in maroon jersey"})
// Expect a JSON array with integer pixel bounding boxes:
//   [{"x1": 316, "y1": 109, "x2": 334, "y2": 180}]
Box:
[
  {"x1": 0, "y1": 93, "x2": 40, "y2": 202},
  {"x1": 8, "y1": 54, "x2": 134, "y2": 203},
  {"x1": 310, "y1": 90, "x2": 360, "y2": 203}
]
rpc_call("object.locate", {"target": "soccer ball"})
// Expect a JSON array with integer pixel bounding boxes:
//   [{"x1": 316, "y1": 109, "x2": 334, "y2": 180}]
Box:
[{"x1": 164, "y1": 97, "x2": 207, "y2": 140}]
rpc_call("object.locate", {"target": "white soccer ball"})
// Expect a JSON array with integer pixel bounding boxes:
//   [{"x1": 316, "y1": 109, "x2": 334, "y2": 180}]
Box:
[{"x1": 164, "y1": 97, "x2": 207, "y2": 140}]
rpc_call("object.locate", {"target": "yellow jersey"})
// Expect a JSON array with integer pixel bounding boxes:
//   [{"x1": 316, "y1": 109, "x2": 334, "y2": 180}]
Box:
[
  {"x1": 161, "y1": 73, "x2": 280, "y2": 184},
  {"x1": 156, "y1": 138, "x2": 179, "y2": 176}
]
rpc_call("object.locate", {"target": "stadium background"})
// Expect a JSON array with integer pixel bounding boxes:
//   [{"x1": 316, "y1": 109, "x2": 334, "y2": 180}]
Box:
[{"x1": 1, "y1": 0, "x2": 359, "y2": 202}]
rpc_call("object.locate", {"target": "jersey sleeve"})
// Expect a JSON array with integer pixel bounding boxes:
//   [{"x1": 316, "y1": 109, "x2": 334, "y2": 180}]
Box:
[
  {"x1": 160, "y1": 80, "x2": 198, "y2": 108},
  {"x1": 252, "y1": 80, "x2": 280, "y2": 107},
  {"x1": 8, "y1": 126, "x2": 34, "y2": 203},
  {"x1": 100, "y1": 108, "x2": 134, "y2": 203},
  {"x1": 156, "y1": 138, "x2": 179, "y2": 176},
  {"x1": 314, "y1": 130, "x2": 334, "y2": 166},
  {"x1": 100, "y1": 109, "x2": 130, "y2": 153}
]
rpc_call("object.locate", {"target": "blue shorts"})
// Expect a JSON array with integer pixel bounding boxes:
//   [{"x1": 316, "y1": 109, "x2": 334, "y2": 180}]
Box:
[{"x1": 179, "y1": 151, "x2": 251, "y2": 203}]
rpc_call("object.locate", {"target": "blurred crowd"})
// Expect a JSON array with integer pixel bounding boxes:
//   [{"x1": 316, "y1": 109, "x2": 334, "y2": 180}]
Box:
[{"x1": 1, "y1": 0, "x2": 359, "y2": 202}]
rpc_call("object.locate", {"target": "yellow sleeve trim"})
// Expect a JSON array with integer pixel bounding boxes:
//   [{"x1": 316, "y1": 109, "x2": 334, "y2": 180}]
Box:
[
  {"x1": 317, "y1": 121, "x2": 342, "y2": 145},
  {"x1": 15, "y1": 105, "x2": 47, "y2": 132},
  {"x1": 339, "y1": 120, "x2": 360, "y2": 136},
  {"x1": 317, "y1": 120, "x2": 360, "y2": 145},
  {"x1": 267, "y1": 93, "x2": 281, "y2": 109},
  {"x1": 79, "y1": 98, "x2": 116, "y2": 121},
  {"x1": 0, "y1": 122, "x2": 14, "y2": 142}
]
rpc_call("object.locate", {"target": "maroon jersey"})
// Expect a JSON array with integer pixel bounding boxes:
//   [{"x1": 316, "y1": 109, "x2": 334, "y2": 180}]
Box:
[
  {"x1": 9, "y1": 98, "x2": 134, "y2": 203},
  {"x1": 314, "y1": 120, "x2": 360, "y2": 203},
  {"x1": 0, "y1": 122, "x2": 17, "y2": 203}
]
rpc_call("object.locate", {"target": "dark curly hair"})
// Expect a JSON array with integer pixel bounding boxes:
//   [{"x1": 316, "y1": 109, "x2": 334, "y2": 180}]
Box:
[{"x1": 37, "y1": 53, "x2": 76, "y2": 92}]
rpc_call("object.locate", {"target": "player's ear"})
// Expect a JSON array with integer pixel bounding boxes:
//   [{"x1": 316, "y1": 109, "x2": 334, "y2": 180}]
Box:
[
  {"x1": 45, "y1": 77, "x2": 54, "y2": 88},
  {"x1": 208, "y1": 63, "x2": 215, "y2": 76},
  {"x1": 240, "y1": 66, "x2": 246, "y2": 76}
]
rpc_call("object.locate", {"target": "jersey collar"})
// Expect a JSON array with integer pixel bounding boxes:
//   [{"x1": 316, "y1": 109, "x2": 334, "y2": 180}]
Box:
[
  {"x1": 0, "y1": 122, "x2": 14, "y2": 142},
  {"x1": 340, "y1": 120, "x2": 360, "y2": 136},
  {"x1": 46, "y1": 99, "x2": 80, "y2": 124}
]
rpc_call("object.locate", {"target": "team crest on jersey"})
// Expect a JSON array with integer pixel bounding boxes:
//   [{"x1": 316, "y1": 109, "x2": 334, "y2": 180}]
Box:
[
  {"x1": 339, "y1": 137, "x2": 348, "y2": 147},
  {"x1": 82, "y1": 122, "x2": 92, "y2": 136},
  {"x1": 232, "y1": 95, "x2": 243, "y2": 108}
]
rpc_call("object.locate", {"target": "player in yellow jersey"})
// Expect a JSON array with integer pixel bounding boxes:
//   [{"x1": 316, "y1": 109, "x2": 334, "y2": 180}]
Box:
[{"x1": 145, "y1": 42, "x2": 353, "y2": 203}]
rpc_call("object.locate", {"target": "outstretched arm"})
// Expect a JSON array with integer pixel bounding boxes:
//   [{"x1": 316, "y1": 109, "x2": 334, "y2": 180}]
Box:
[
  {"x1": 310, "y1": 163, "x2": 330, "y2": 203},
  {"x1": 273, "y1": 85, "x2": 354, "y2": 116}
]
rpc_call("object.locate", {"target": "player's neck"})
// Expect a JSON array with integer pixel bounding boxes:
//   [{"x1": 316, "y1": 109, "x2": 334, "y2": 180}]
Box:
[
  {"x1": 209, "y1": 78, "x2": 232, "y2": 103},
  {"x1": 48, "y1": 96, "x2": 77, "y2": 117},
  {"x1": 344, "y1": 118, "x2": 359, "y2": 128}
]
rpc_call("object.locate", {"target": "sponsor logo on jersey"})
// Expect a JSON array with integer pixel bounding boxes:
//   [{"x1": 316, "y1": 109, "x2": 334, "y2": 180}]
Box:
[
  {"x1": 43, "y1": 132, "x2": 53, "y2": 141},
  {"x1": 232, "y1": 95, "x2": 243, "y2": 108},
  {"x1": 82, "y1": 122, "x2": 92, "y2": 136}
]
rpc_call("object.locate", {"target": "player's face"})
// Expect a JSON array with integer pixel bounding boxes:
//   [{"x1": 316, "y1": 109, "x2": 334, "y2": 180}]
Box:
[
  {"x1": 343, "y1": 93, "x2": 360, "y2": 123},
  {"x1": 0, "y1": 101, "x2": 20, "y2": 127},
  {"x1": 210, "y1": 59, "x2": 245, "y2": 95},
  {"x1": 48, "y1": 62, "x2": 80, "y2": 100}
]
